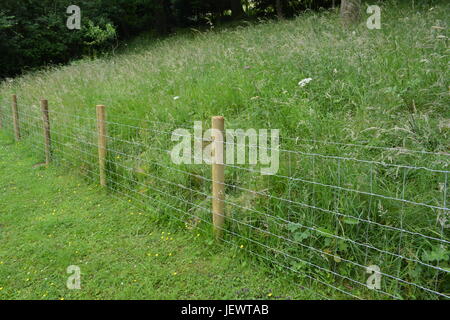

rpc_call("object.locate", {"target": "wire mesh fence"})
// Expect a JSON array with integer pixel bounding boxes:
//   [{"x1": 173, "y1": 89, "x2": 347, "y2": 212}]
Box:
[{"x1": 0, "y1": 96, "x2": 448, "y2": 300}]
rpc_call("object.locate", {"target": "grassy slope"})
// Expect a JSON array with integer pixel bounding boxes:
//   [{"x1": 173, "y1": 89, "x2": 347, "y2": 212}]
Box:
[
  {"x1": 1, "y1": 2, "x2": 448, "y2": 148},
  {"x1": 0, "y1": 132, "x2": 319, "y2": 300},
  {"x1": 0, "y1": 1, "x2": 448, "y2": 300}
]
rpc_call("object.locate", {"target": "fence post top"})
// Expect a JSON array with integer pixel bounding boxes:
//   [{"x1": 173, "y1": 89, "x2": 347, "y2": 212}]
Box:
[{"x1": 212, "y1": 116, "x2": 224, "y2": 121}]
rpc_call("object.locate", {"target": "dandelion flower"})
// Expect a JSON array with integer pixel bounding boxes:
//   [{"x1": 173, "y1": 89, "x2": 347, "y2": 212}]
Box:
[
  {"x1": 240, "y1": 245, "x2": 244, "y2": 249},
  {"x1": 267, "y1": 293, "x2": 273, "y2": 297}
]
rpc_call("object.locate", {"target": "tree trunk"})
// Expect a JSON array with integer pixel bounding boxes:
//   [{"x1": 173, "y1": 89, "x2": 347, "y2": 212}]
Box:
[
  {"x1": 230, "y1": 0, "x2": 244, "y2": 19},
  {"x1": 154, "y1": 0, "x2": 170, "y2": 35},
  {"x1": 275, "y1": 0, "x2": 284, "y2": 19},
  {"x1": 340, "y1": 0, "x2": 361, "y2": 25}
]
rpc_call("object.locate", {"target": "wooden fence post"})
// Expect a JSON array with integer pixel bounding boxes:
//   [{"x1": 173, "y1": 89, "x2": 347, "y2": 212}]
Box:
[
  {"x1": 212, "y1": 116, "x2": 225, "y2": 239},
  {"x1": 12, "y1": 94, "x2": 20, "y2": 141},
  {"x1": 96, "y1": 105, "x2": 107, "y2": 187},
  {"x1": 40, "y1": 99, "x2": 51, "y2": 165}
]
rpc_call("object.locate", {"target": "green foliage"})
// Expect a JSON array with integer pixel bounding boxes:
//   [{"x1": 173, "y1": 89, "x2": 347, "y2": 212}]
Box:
[
  {"x1": 0, "y1": 0, "x2": 120, "y2": 78},
  {"x1": 422, "y1": 247, "x2": 449, "y2": 263},
  {"x1": 0, "y1": 0, "x2": 342, "y2": 78},
  {"x1": 83, "y1": 20, "x2": 117, "y2": 49},
  {"x1": 0, "y1": 11, "x2": 15, "y2": 30},
  {"x1": 252, "y1": 0, "x2": 335, "y2": 17}
]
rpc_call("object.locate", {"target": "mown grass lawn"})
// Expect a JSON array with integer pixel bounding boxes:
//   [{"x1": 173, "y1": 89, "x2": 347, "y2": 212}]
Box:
[
  {"x1": 0, "y1": 1, "x2": 448, "y2": 300},
  {"x1": 0, "y1": 132, "x2": 324, "y2": 300}
]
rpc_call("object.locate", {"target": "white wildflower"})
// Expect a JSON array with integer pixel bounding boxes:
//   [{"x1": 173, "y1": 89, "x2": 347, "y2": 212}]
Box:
[{"x1": 298, "y1": 78, "x2": 313, "y2": 87}]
